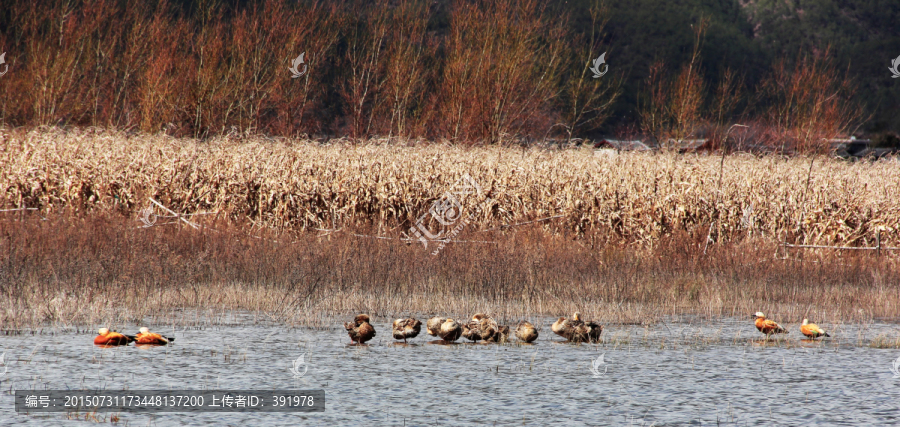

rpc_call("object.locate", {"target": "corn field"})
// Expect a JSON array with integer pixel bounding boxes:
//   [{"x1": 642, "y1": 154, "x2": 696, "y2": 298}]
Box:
[{"x1": 2, "y1": 129, "x2": 898, "y2": 246}]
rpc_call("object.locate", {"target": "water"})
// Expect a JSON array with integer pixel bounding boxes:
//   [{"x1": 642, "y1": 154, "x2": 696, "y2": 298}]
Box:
[{"x1": 1, "y1": 314, "x2": 899, "y2": 426}]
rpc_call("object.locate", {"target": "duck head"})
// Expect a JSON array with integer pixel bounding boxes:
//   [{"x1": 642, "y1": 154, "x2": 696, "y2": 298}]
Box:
[
  {"x1": 98, "y1": 327, "x2": 109, "y2": 335},
  {"x1": 752, "y1": 312, "x2": 765, "y2": 319}
]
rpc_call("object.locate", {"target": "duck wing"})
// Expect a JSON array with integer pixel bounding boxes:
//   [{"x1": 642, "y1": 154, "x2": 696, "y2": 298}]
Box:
[
  {"x1": 461, "y1": 322, "x2": 481, "y2": 341},
  {"x1": 405, "y1": 319, "x2": 421, "y2": 339},
  {"x1": 478, "y1": 319, "x2": 497, "y2": 342},
  {"x1": 357, "y1": 322, "x2": 376, "y2": 343},
  {"x1": 568, "y1": 320, "x2": 588, "y2": 342},
  {"x1": 426, "y1": 317, "x2": 445, "y2": 336}
]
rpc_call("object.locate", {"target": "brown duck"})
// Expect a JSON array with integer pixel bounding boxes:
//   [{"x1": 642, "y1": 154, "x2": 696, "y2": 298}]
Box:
[
  {"x1": 551, "y1": 317, "x2": 571, "y2": 340},
  {"x1": 438, "y1": 318, "x2": 462, "y2": 342},
  {"x1": 462, "y1": 313, "x2": 498, "y2": 343},
  {"x1": 568, "y1": 312, "x2": 602, "y2": 343},
  {"x1": 552, "y1": 312, "x2": 601, "y2": 343},
  {"x1": 515, "y1": 321, "x2": 538, "y2": 343},
  {"x1": 426, "y1": 317, "x2": 445, "y2": 338},
  {"x1": 485, "y1": 324, "x2": 510, "y2": 343},
  {"x1": 344, "y1": 314, "x2": 376, "y2": 344},
  {"x1": 392, "y1": 317, "x2": 422, "y2": 343}
]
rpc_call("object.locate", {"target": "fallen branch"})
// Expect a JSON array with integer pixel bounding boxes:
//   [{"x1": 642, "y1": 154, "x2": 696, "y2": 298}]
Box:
[{"x1": 148, "y1": 198, "x2": 200, "y2": 229}]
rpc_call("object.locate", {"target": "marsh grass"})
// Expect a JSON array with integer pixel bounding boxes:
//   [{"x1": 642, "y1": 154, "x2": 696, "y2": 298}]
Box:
[
  {"x1": 868, "y1": 334, "x2": 900, "y2": 349},
  {"x1": 2, "y1": 131, "x2": 899, "y2": 330},
  {"x1": 1, "y1": 207, "x2": 898, "y2": 330}
]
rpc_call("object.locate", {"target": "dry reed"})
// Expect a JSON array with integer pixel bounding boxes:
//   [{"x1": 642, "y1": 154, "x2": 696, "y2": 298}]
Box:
[
  {"x1": 2, "y1": 131, "x2": 900, "y2": 329},
  {"x1": 1, "y1": 212, "x2": 897, "y2": 329},
  {"x1": 1, "y1": 130, "x2": 898, "y2": 247}
]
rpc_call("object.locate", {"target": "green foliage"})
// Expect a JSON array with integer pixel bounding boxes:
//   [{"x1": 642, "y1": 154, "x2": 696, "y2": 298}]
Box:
[
  {"x1": 561, "y1": 0, "x2": 900, "y2": 134},
  {"x1": 745, "y1": 0, "x2": 900, "y2": 132}
]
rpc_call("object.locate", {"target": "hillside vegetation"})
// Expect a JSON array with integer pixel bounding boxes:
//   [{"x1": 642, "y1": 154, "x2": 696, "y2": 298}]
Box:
[{"x1": 0, "y1": 0, "x2": 896, "y2": 144}]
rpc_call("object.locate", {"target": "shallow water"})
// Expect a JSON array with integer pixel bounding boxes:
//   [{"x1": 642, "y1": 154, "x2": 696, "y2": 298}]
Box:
[{"x1": 1, "y1": 314, "x2": 900, "y2": 426}]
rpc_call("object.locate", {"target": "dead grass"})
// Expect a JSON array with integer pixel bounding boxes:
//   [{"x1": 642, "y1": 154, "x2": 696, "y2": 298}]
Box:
[
  {"x1": 2, "y1": 130, "x2": 899, "y2": 329},
  {"x1": 869, "y1": 334, "x2": 900, "y2": 349},
  {"x1": 1, "y1": 208, "x2": 898, "y2": 330},
  {"x1": 2, "y1": 130, "x2": 899, "y2": 247}
]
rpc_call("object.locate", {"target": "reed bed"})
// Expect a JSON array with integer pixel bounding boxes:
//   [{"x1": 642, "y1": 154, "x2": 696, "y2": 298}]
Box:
[
  {"x1": 1, "y1": 208, "x2": 898, "y2": 330},
  {"x1": 1, "y1": 129, "x2": 899, "y2": 247}
]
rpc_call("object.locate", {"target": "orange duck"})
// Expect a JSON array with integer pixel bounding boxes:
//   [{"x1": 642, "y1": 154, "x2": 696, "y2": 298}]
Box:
[
  {"x1": 135, "y1": 327, "x2": 174, "y2": 345},
  {"x1": 800, "y1": 319, "x2": 830, "y2": 339},
  {"x1": 93, "y1": 328, "x2": 134, "y2": 346},
  {"x1": 753, "y1": 312, "x2": 787, "y2": 336},
  {"x1": 344, "y1": 314, "x2": 376, "y2": 344}
]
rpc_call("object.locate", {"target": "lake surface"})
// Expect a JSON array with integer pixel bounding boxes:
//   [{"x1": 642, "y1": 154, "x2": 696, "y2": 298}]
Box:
[{"x1": 1, "y1": 313, "x2": 899, "y2": 426}]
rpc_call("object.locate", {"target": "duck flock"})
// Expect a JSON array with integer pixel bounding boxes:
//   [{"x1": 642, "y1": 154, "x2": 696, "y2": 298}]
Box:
[
  {"x1": 92, "y1": 327, "x2": 174, "y2": 347},
  {"x1": 342, "y1": 312, "x2": 598, "y2": 345},
  {"x1": 339, "y1": 311, "x2": 829, "y2": 344},
  {"x1": 91, "y1": 312, "x2": 830, "y2": 347}
]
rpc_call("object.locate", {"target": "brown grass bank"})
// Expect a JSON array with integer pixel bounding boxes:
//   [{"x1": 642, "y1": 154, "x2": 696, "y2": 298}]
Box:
[{"x1": 1, "y1": 212, "x2": 898, "y2": 330}]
